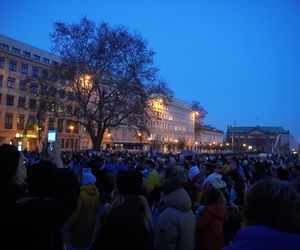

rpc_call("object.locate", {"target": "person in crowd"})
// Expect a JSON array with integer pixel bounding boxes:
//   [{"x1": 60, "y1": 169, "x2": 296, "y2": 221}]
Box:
[
  {"x1": 154, "y1": 174, "x2": 195, "y2": 250},
  {"x1": 91, "y1": 171, "x2": 153, "y2": 250},
  {"x1": 67, "y1": 169, "x2": 100, "y2": 250},
  {"x1": 223, "y1": 179, "x2": 300, "y2": 250},
  {"x1": 195, "y1": 185, "x2": 227, "y2": 250},
  {"x1": 0, "y1": 142, "x2": 79, "y2": 250}
]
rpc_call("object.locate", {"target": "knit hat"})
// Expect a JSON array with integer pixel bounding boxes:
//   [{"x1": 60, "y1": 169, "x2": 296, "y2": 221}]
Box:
[
  {"x1": 203, "y1": 173, "x2": 226, "y2": 189},
  {"x1": 81, "y1": 172, "x2": 96, "y2": 186},
  {"x1": 0, "y1": 144, "x2": 20, "y2": 184}
]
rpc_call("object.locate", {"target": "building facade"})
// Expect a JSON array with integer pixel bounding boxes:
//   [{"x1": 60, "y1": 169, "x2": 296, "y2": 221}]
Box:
[
  {"x1": 226, "y1": 125, "x2": 290, "y2": 153},
  {"x1": 0, "y1": 34, "x2": 205, "y2": 152},
  {"x1": 194, "y1": 125, "x2": 224, "y2": 153},
  {"x1": 0, "y1": 34, "x2": 89, "y2": 151}
]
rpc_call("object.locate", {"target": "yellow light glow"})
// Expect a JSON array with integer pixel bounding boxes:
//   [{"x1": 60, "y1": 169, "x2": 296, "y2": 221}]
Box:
[
  {"x1": 107, "y1": 133, "x2": 111, "y2": 138},
  {"x1": 195, "y1": 141, "x2": 199, "y2": 145},
  {"x1": 243, "y1": 143, "x2": 247, "y2": 147},
  {"x1": 226, "y1": 143, "x2": 229, "y2": 146},
  {"x1": 174, "y1": 139, "x2": 178, "y2": 143},
  {"x1": 137, "y1": 133, "x2": 142, "y2": 137},
  {"x1": 69, "y1": 125, "x2": 74, "y2": 130}
]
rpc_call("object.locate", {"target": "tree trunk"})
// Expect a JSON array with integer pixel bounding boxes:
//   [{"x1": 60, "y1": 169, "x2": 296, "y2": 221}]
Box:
[{"x1": 92, "y1": 135, "x2": 103, "y2": 152}]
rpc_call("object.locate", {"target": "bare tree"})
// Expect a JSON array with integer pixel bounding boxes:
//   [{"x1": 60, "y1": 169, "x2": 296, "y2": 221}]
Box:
[{"x1": 43, "y1": 17, "x2": 171, "y2": 151}]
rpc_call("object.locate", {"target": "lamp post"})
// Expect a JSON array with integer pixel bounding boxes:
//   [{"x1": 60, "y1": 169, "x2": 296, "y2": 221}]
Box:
[{"x1": 69, "y1": 125, "x2": 74, "y2": 151}]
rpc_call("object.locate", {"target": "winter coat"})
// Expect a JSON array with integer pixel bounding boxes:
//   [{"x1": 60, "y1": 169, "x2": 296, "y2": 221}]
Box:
[
  {"x1": 154, "y1": 188, "x2": 195, "y2": 250},
  {"x1": 0, "y1": 167, "x2": 80, "y2": 250},
  {"x1": 69, "y1": 184, "x2": 99, "y2": 246},
  {"x1": 223, "y1": 225, "x2": 300, "y2": 250},
  {"x1": 91, "y1": 195, "x2": 153, "y2": 250},
  {"x1": 196, "y1": 203, "x2": 227, "y2": 250}
]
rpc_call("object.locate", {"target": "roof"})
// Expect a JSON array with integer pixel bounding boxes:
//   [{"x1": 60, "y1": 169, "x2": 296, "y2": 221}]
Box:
[{"x1": 227, "y1": 126, "x2": 289, "y2": 134}]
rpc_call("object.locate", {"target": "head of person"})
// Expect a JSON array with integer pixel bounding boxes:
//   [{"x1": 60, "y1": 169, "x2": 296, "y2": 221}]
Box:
[
  {"x1": 203, "y1": 185, "x2": 225, "y2": 206},
  {"x1": 244, "y1": 178, "x2": 300, "y2": 233},
  {"x1": 116, "y1": 171, "x2": 143, "y2": 196},
  {"x1": 0, "y1": 144, "x2": 27, "y2": 186}
]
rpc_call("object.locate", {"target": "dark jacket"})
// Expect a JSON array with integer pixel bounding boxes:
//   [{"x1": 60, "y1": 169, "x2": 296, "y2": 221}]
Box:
[
  {"x1": 91, "y1": 195, "x2": 153, "y2": 250},
  {"x1": 223, "y1": 225, "x2": 300, "y2": 250},
  {"x1": 0, "y1": 165, "x2": 79, "y2": 250},
  {"x1": 196, "y1": 203, "x2": 227, "y2": 250}
]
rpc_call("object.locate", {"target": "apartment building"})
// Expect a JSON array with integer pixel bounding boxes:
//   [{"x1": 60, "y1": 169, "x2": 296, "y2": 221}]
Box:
[{"x1": 0, "y1": 34, "x2": 89, "y2": 151}]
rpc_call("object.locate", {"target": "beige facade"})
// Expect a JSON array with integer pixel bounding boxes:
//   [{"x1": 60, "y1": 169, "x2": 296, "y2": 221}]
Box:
[
  {"x1": 195, "y1": 125, "x2": 224, "y2": 153},
  {"x1": 0, "y1": 34, "x2": 89, "y2": 151},
  {"x1": 0, "y1": 34, "x2": 209, "y2": 153}
]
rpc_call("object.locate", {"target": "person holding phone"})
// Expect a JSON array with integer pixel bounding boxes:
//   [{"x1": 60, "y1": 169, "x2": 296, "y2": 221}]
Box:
[{"x1": 0, "y1": 134, "x2": 80, "y2": 250}]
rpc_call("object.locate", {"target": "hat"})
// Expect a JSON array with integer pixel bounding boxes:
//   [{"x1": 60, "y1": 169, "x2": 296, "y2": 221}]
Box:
[
  {"x1": 161, "y1": 178, "x2": 183, "y2": 195},
  {"x1": 165, "y1": 165, "x2": 187, "y2": 183},
  {"x1": 203, "y1": 173, "x2": 226, "y2": 189},
  {"x1": 116, "y1": 171, "x2": 142, "y2": 195},
  {"x1": 81, "y1": 172, "x2": 96, "y2": 186},
  {"x1": 0, "y1": 144, "x2": 20, "y2": 184},
  {"x1": 242, "y1": 160, "x2": 248, "y2": 166}
]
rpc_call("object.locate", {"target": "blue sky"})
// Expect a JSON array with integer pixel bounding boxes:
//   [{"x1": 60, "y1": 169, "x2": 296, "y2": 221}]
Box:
[{"x1": 1, "y1": 0, "x2": 300, "y2": 145}]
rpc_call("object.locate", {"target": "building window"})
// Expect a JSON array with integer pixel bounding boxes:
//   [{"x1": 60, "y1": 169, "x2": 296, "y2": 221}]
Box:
[
  {"x1": 5, "y1": 113, "x2": 13, "y2": 129},
  {"x1": 23, "y1": 51, "x2": 31, "y2": 57},
  {"x1": 29, "y1": 99, "x2": 36, "y2": 109},
  {"x1": 42, "y1": 70, "x2": 48, "y2": 79},
  {"x1": 33, "y1": 54, "x2": 40, "y2": 61},
  {"x1": 30, "y1": 83, "x2": 38, "y2": 93},
  {"x1": 0, "y1": 57, "x2": 5, "y2": 68},
  {"x1": 48, "y1": 118, "x2": 55, "y2": 129},
  {"x1": 18, "y1": 97, "x2": 25, "y2": 107},
  {"x1": 52, "y1": 61, "x2": 59, "y2": 66},
  {"x1": 21, "y1": 64, "x2": 28, "y2": 75},
  {"x1": 57, "y1": 119, "x2": 64, "y2": 132},
  {"x1": 59, "y1": 89, "x2": 65, "y2": 99},
  {"x1": 17, "y1": 114, "x2": 25, "y2": 130},
  {"x1": 9, "y1": 60, "x2": 17, "y2": 71},
  {"x1": 0, "y1": 43, "x2": 9, "y2": 51},
  {"x1": 7, "y1": 77, "x2": 15, "y2": 88},
  {"x1": 0, "y1": 75, "x2": 3, "y2": 87},
  {"x1": 12, "y1": 47, "x2": 20, "y2": 54},
  {"x1": 40, "y1": 86, "x2": 48, "y2": 95},
  {"x1": 19, "y1": 80, "x2": 26, "y2": 91},
  {"x1": 61, "y1": 138, "x2": 65, "y2": 149},
  {"x1": 43, "y1": 58, "x2": 50, "y2": 64},
  {"x1": 6, "y1": 95, "x2": 14, "y2": 106},
  {"x1": 32, "y1": 67, "x2": 39, "y2": 77}
]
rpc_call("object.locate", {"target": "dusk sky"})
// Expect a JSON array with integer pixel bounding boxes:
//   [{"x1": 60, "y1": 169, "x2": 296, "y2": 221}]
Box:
[{"x1": 1, "y1": 0, "x2": 300, "y2": 145}]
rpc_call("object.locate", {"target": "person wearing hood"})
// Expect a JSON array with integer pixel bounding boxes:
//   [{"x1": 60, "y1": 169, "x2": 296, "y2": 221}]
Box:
[
  {"x1": 223, "y1": 179, "x2": 300, "y2": 250},
  {"x1": 68, "y1": 169, "x2": 100, "y2": 249},
  {"x1": 196, "y1": 185, "x2": 228, "y2": 250},
  {"x1": 154, "y1": 176, "x2": 195, "y2": 250}
]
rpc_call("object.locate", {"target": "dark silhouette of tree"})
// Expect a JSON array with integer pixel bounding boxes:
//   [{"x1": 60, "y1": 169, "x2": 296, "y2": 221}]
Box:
[{"x1": 41, "y1": 17, "x2": 171, "y2": 151}]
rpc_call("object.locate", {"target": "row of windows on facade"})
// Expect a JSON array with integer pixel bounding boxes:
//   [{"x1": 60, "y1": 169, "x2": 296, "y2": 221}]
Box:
[
  {"x1": 0, "y1": 43, "x2": 58, "y2": 65},
  {"x1": 0, "y1": 76, "x2": 72, "y2": 100},
  {"x1": 0, "y1": 57, "x2": 52, "y2": 78},
  {"x1": 0, "y1": 94, "x2": 72, "y2": 114},
  {"x1": 3, "y1": 112, "x2": 80, "y2": 133}
]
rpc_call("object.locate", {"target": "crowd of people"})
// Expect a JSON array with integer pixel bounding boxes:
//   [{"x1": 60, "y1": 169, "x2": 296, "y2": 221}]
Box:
[{"x1": 1, "y1": 141, "x2": 300, "y2": 250}]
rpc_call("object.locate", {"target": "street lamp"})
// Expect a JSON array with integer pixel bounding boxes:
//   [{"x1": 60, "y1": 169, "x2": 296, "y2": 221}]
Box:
[{"x1": 69, "y1": 125, "x2": 74, "y2": 150}]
